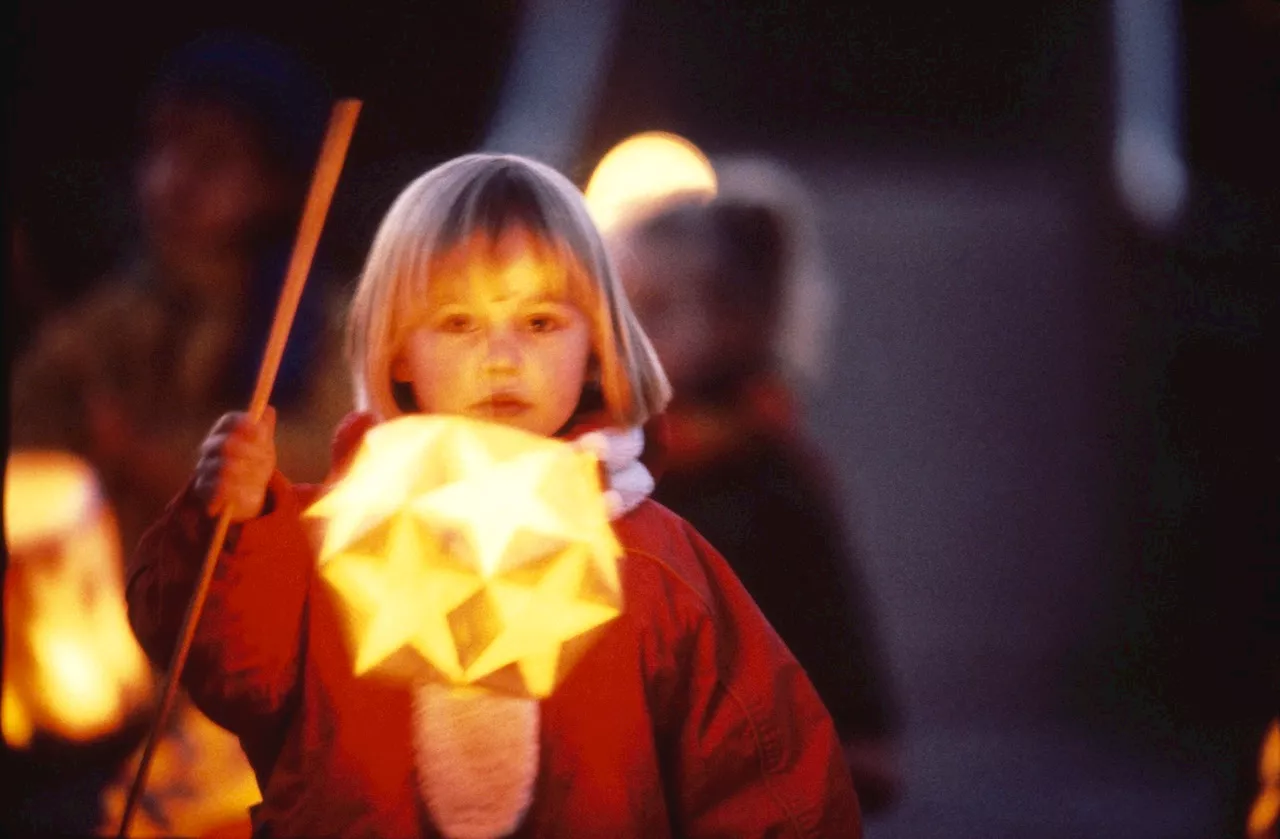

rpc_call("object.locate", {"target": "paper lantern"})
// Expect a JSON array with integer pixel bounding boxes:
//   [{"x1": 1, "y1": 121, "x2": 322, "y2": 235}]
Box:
[
  {"x1": 305, "y1": 415, "x2": 623, "y2": 699},
  {"x1": 98, "y1": 698, "x2": 261, "y2": 839},
  {"x1": 2, "y1": 450, "x2": 153, "y2": 748}
]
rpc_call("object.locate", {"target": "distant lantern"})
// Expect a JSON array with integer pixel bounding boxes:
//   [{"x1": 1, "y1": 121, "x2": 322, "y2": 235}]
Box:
[
  {"x1": 3, "y1": 451, "x2": 153, "y2": 748},
  {"x1": 1248, "y1": 719, "x2": 1280, "y2": 839},
  {"x1": 306, "y1": 415, "x2": 624, "y2": 699},
  {"x1": 583, "y1": 131, "x2": 717, "y2": 233}
]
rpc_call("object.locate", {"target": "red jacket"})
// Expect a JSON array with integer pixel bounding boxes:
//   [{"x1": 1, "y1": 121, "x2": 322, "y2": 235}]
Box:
[{"x1": 126, "y1": 414, "x2": 862, "y2": 838}]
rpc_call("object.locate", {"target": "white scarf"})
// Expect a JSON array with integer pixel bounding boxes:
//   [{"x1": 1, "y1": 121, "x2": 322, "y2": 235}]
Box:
[
  {"x1": 571, "y1": 425, "x2": 653, "y2": 520},
  {"x1": 413, "y1": 425, "x2": 652, "y2": 838}
]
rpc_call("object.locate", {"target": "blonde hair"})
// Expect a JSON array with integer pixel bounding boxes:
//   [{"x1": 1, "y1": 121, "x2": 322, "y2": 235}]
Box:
[{"x1": 347, "y1": 153, "x2": 670, "y2": 426}]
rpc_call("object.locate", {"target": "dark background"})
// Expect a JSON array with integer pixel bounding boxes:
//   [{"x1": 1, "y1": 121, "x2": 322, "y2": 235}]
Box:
[
  {"x1": 8, "y1": 1, "x2": 1278, "y2": 286},
  {"x1": 9, "y1": 2, "x2": 1277, "y2": 308},
  {"x1": 7, "y1": 1, "x2": 1279, "y2": 836}
]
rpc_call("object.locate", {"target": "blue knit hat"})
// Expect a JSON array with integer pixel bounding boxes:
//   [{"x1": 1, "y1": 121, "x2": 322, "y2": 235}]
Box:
[{"x1": 145, "y1": 30, "x2": 331, "y2": 181}]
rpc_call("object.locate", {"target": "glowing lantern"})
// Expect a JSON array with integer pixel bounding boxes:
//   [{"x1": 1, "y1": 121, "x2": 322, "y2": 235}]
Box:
[
  {"x1": 97, "y1": 697, "x2": 260, "y2": 839},
  {"x1": 583, "y1": 130, "x2": 717, "y2": 233},
  {"x1": 1248, "y1": 719, "x2": 1280, "y2": 839},
  {"x1": 305, "y1": 415, "x2": 623, "y2": 699},
  {"x1": 3, "y1": 450, "x2": 153, "y2": 748}
]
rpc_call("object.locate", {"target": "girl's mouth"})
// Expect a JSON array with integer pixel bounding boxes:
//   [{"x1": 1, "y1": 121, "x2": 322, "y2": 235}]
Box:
[{"x1": 475, "y1": 395, "x2": 531, "y2": 418}]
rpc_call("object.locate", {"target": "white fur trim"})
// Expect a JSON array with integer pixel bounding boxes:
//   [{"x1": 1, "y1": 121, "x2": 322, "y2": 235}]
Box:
[
  {"x1": 413, "y1": 683, "x2": 540, "y2": 839},
  {"x1": 573, "y1": 426, "x2": 653, "y2": 519},
  {"x1": 604, "y1": 459, "x2": 654, "y2": 519}
]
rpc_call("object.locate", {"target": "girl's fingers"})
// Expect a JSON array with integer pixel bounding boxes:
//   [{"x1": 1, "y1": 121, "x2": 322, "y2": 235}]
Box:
[
  {"x1": 204, "y1": 411, "x2": 268, "y2": 450},
  {"x1": 220, "y1": 434, "x2": 272, "y2": 463},
  {"x1": 199, "y1": 431, "x2": 231, "y2": 458},
  {"x1": 193, "y1": 407, "x2": 277, "y2": 519},
  {"x1": 221, "y1": 461, "x2": 271, "y2": 492},
  {"x1": 227, "y1": 412, "x2": 277, "y2": 454},
  {"x1": 208, "y1": 412, "x2": 245, "y2": 437},
  {"x1": 195, "y1": 473, "x2": 224, "y2": 515}
]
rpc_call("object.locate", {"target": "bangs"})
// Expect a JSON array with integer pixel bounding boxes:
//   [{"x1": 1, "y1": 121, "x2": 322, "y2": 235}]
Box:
[{"x1": 389, "y1": 227, "x2": 600, "y2": 339}]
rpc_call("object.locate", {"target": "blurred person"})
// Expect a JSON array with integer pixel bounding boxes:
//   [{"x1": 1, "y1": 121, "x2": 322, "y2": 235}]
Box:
[
  {"x1": 10, "y1": 30, "x2": 349, "y2": 558},
  {"x1": 6, "y1": 30, "x2": 348, "y2": 838},
  {"x1": 607, "y1": 157, "x2": 904, "y2": 813}
]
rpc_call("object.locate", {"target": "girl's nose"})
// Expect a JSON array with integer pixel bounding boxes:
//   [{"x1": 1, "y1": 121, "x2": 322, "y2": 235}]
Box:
[{"x1": 481, "y1": 324, "x2": 521, "y2": 372}]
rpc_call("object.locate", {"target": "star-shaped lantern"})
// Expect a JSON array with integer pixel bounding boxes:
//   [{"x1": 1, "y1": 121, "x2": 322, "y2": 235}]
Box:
[{"x1": 305, "y1": 415, "x2": 623, "y2": 699}]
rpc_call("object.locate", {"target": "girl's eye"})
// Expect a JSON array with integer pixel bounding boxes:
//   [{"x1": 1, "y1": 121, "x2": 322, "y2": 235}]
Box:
[
  {"x1": 526, "y1": 313, "x2": 563, "y2": 333},
  {"x1": 437, "y1": 312, "x2": 475, "y2": 332}
]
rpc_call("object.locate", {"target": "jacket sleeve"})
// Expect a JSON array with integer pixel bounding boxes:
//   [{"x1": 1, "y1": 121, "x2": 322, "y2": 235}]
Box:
[
  {"x1": 657, "y1": 523, "x2": 863, "y2": 838},
  {"x1": 125, "y1": 472, "x2": 315, "y2": 736}
]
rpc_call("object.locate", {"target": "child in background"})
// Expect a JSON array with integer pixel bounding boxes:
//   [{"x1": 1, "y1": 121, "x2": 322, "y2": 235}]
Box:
[
  {"x1": 126, "y1": 153, "x2": 861, "y2": 837},
  {"x1": 10, "y1": 31, "x2": 349, "y2": 558},
  {"x1": 607, "y1": 157, "x2": 903, "y2": 813}
]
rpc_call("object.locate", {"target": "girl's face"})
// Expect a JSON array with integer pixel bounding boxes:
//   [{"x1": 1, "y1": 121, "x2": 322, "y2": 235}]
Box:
[{"x1": 392, "y1": 226, "x2": 593, "y2": 437}]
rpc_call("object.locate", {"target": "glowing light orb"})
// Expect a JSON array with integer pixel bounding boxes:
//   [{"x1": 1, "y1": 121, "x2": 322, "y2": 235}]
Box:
[
  {"x1": 305, "y1": 415, "x2": 623, "y2": 699},
  {"x1": 583, "y1": 131, "x2": 717, "y2": 233}
]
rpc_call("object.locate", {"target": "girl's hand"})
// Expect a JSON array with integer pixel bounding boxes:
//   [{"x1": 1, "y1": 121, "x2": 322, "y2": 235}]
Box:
[{"x1": 193, "y1": 408, "x2": 277, "y2": 521}]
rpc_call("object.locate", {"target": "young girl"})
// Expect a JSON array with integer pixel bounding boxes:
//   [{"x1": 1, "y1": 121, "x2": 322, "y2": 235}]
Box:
[{"x1": 126, "y1": 153, "x2": 861, "y2": 837}]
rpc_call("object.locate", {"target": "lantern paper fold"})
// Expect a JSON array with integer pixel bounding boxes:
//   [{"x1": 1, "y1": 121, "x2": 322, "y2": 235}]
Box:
[{"x1": 305, "y1": 415, "x2": 623, "y2": 699}]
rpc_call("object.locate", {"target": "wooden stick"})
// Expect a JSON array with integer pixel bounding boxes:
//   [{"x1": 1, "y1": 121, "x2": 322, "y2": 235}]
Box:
[{"x1": 116, "y1": 98, "x2": 362, "y2": 839}]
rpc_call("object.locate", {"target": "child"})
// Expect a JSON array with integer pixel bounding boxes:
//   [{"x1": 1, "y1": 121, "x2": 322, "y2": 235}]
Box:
[
  {"x1": 126, "y1": 153, "x2": 861, "y2": 837},
  {"x1": 605, "y1": 157, "x2": 902, "y2": 814}
]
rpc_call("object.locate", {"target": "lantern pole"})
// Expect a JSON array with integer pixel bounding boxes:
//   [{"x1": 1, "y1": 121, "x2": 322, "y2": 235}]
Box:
[{"x1": 116, "y1": 98, "x2": 362, "y2": 839}]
